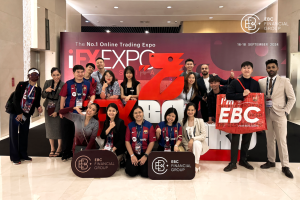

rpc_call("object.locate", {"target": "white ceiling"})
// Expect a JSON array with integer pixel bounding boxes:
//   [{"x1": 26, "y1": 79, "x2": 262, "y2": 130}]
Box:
[{"x1": 67, "y1": 0, "x2": 277, "y2": 27}]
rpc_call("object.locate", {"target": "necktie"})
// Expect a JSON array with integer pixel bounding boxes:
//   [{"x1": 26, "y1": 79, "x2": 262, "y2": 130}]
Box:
[{"x1": 269, "y1": 78, "x2": 273, "y2": 90}]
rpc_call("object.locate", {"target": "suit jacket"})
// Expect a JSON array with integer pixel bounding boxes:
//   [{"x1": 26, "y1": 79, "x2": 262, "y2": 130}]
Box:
[
  {"x1": 180, "y1": 118, "x2": 209, "y2": 154},
  {"x1": 42, "y1": 79, "x2": 64, "y2": 113},
  {"x1": 207, "y1": 86, "x2": 227, "y2": 118},
  {"x1": 226, "y1": 77, "x2": 260, "y2": 100},
  {"x1": 197, "y1": 74, "x2": 232, "y2": 101},
  {"x1": 100, "y1": 118, "x2": 126, "y2": 156},
  {"x1": 13, "y1": 81, "x2": 41, "y2": 116},
  {"x1": 258, "y1": 76, "x2": 296, "y2": 116}
]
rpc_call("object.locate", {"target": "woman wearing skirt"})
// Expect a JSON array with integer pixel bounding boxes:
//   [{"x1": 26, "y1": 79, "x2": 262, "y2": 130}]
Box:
[{"x1": 42, "y1": 67, "x2": 64, "y2": 157}]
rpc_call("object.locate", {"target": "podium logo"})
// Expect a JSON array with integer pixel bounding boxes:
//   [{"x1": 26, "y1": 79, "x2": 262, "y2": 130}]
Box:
[
  {"x1": 241, "y1": 14, "x2": 260, "y2": 34},
  {"x1": 75, "y1": 155, "x2": 92, "y2": 173},
  {"x1": 152, "y1": 157, "x2": 168, "y2": 175}
]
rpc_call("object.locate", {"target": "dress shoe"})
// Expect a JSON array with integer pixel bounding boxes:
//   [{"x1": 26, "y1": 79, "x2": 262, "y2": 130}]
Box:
[
  {"x1": 224, "y1": 163, "x2": 237, "y2": 172},
  {"x1": 260, "y1": 161, "x2": 275, "y2": 169},
  {"x1": 239, "y1": 160, "x2": 254, "y2": 170},
  {"x1": 282, "y1": 167, "x2": 294, "y2": 179},
  {"x1": 21, "y1": 157, "x2": 32, "y2": 161}
]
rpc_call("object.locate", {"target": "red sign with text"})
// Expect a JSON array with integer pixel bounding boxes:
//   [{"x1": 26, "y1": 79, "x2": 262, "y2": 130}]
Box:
[{"x1": 215, "y1": 93, "x2": 267, "y2": 134}]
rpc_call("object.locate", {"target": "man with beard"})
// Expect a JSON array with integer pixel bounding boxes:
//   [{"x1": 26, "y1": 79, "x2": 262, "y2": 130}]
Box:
[
  {"x1": 197, "y1": 64, "x2": 234, "y2": 122},
  {"x1": 180, "y1": 59, "x2": 200, "y2": 79},
  {"x1": 91, "y1": 57, "x2": 106, "y2": 99},
  {"x1": 258, "y1": 59, "x2": 295, "y2": 178},
  {"x1": 84, "y1": 63, "x2": 97, "y2": 97}
]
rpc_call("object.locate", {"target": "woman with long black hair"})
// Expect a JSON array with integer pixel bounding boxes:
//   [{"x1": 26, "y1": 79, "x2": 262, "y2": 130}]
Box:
[
  {"x1": 59, "y1": 103, "x2": 100, "y2": 155},
  {"x1": 99, "y1": 103, "x2": 126, "y2": 169},
  {"x1": 180, "y1": 102, "x2": 209, "y2": 173},
  {"x1": 120, "y1": 66, "x2": 141, "y2": 104},
  {"x1": 9, "y1": 68, "x2": 43, "y2": 164}
]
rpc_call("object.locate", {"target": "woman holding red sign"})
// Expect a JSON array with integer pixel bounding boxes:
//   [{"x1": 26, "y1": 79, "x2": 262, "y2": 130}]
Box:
[
  {"x1": 181, "y1": 103, "x2": 209, "y2": 173},
  {"x1": 125, "y1": 106, "x2": 156, "y2": 178},
  {"x1": 224, "y1": 61, "x2": 261, "y2": 172},
  {"x1": 155, "y1": 107, "x2": 183, "y2": 152}
]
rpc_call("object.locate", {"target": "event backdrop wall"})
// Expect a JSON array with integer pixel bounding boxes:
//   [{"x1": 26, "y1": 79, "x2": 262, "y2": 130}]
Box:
[
  {"x1": 59, "y1": 32, "x2": 299, "y2": 163},
  {"x1": 60, "y1": 32, "x2": 287, "y2": 84}
]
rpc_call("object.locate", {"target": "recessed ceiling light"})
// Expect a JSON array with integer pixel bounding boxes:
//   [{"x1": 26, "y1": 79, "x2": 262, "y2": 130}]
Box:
[
  {"x1": 167, "y1": 6, "x2": 172, "y2": 9},
  {"x1": 120, "y1": 21, "x2": 123, "y2": 23},
  {"x1": 37, "y1": 6, "x2": 40, "y2": 8},
  {"x1": 209, "y1": 17, "x2": 213, "y2": 19},
  {"x1": 219, "y1": 6, "x2": 224, "y2": 8},
  {"x1": 85, "y1": 20, "x2": 89, "y2": 23},
  {"x1": 167, "y1": 21, "x2": 171, "y2": 23},
  {"x1": 175, "y1": 21, "x2": 178, "y2": 23},
  {"x1": 145, "y1": 30, "x2": 149, "y2": 34},
  {"x1": 106, "y1": 30, "x2": 110, "y2": 33},
  {"x1": 114, "y1": 6, "x2": 118, "y2": 9}
]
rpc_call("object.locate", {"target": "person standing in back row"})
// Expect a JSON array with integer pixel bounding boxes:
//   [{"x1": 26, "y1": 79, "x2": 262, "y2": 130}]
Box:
[
  {"x1": 197, "y1": 64, "x2": 234, "y2": 122},
  {"x1": 258, "y1": 59, "x2": 296, "y2": 179},
  {"x1": 224, "y1": 61, "x2": 260, "y2": 172},
  {"x1": 91, "y1": 57, "x2": 106, "y2": 99}
]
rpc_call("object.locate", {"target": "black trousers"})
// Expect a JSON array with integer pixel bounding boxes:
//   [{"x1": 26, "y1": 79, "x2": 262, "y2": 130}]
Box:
[
  {"x1": 157, "y1": 145, "x2": 175, "y2": 151},
  {"x1": 125, "y1": 153, "x2": 148, "y2": 178},
  {"x1": 231, "y1": 133, "x2": 253, "y2": 163},
  {"x1": 200, "y1": 100, "x2": 208, "y2": 122},
  {"x1": 61, "y1": 117, "x2": 75, "y2": 157},
  {"x1": 9, "y1": 114, "x2": 30, "y2": 161}
]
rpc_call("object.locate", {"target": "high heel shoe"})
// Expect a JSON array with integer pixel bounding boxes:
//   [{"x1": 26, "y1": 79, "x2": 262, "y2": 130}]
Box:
[{"x1": 195, "y1": 166, "x2": 201, "y2": 173}]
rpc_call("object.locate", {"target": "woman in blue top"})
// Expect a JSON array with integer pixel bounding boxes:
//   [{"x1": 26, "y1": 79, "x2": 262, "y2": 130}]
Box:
[{"x1": 155, "y1": 108, "x2": 183, "y2": 152}]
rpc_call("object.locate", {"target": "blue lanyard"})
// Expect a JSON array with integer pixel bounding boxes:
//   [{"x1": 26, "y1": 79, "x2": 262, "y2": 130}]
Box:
[
  {"x1": 135, "y1": 121, "x2": 144, "y2": 142},
  {"x1": 74, "y1": 83, "x2": 84, "y2": 99}
]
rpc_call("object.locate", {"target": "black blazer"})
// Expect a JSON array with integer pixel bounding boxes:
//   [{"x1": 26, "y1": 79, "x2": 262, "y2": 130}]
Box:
[
  {"x1": 226, "y1": 77, "x2": 261, "y2": 100},
  {"x1": 13, "y1": 81, "x2": 41, "y2": 116},
  {"x1": 207, "y1": 86, "x2": 227, "y2": 118},
  {"x1": 197, "y1": 74, "x2": 232, "y2": 101},
  {"x1": 100, "y1": 118, "x2": 126, "y2": 156}
]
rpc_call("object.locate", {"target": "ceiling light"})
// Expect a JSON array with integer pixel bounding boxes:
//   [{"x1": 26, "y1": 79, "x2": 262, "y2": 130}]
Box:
[
  {"x1": 167, "y1": 6, "x2": 172, "y2": 9},
  {"x1": 167, "y1": 21, "x2": 171, "y2": 23},
  {"x1": 175, "y1": 21, "x2": 178, "y2": 23},
  {"x1": 37, "y1": 6, "x2": 40, "y2": 8},
  {"x1": 114, "y1": 6, "x2": 118, "y2": 9},
  {"x1": 209, "y1": 17, "x2": 213, "y2": 19},
  {"x1": 106, "y1": 30, "x2": 110, "y2": 33},
  {"x1": 120, "y1": 21, "x2": 123, "y2": 23},
  {"x1": 145, "y1": 30, "x2": 149, "y2": 34},
  {"x1": 85, "y1": 20, "x2": 89, "y2": 23},
  {"x1": 219, "y1": 6, "x2": 224, "y2": 8}
]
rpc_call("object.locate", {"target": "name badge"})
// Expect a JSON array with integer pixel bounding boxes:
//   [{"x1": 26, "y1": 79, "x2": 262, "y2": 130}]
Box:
[
  {"x1": 76, "y1": 98, "x2": 83, "y2": 108},
  {"x1": 266, "y1": 99, "x2": 273, "y2": 108}
]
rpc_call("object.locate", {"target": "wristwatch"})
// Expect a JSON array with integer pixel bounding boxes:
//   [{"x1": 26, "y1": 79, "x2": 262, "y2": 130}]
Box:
[{"x1": 144, "y1": 153, "x2": 149, "y2": 157}]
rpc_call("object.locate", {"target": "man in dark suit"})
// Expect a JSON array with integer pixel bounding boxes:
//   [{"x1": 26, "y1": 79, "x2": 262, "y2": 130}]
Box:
[
  {"x1": 197, "y1": 64, "x2": 234, "y2": 122},
  {"x1": 180, "y1": 58, "x2": 200, "y2": 79},
  {"x1": 224, "y1": 61, "x2": 261, "y2": 172}
]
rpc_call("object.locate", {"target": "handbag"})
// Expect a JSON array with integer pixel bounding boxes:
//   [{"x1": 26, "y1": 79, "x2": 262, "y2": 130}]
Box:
[
  {"x1": 74, "y1": 125, "x2": 89, "y2": 154},
  {"x1": 5, "y1": 92, "x2": 15, "y2": 114}
]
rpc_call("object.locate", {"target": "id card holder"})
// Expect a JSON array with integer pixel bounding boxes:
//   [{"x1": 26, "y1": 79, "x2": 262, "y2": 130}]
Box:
[
  {"x1": 76, "y1": 98, "x2": 83, "y2": 108},
  {"x1": 135, "y1": 141, "x2": 142, "y2": 155},
  {"x1": 164, "y1": 145, "x2": 171, "y2": 152},
  {"x1": 266, "y1": 99, "x2": 273, "y2": 108},
  {"x1": 104, "y1": 142, "x2": 112, "y2": 151},
  {"x1": 23, "y1": 102, "x2": 32, "y2": 113}
]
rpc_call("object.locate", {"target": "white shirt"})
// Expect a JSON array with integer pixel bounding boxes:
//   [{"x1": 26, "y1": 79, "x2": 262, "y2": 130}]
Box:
[
  {"x1": 186, "y1": 126, "x2": 195, "y2": 139},
  {"x1": 178, "y1": 87, "x2": 194, "y2": 105},
  {"x1": 268, "y1": 75, "x2": 277, "y2": 85},
  {"x1": 203, "y1": 77, "x2": 210, "y2": 93}
]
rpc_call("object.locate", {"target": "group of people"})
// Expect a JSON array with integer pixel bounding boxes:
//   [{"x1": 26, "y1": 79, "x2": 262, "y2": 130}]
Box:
[{"x1": 8, "y1": 57, "x2": 296, "y2": 179}]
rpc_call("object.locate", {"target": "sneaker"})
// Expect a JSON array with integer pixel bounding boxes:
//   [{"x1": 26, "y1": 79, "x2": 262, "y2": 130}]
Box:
[
  {"x1": 13, "y1": 161, "x2": 21, "y2": 165},
  {"x1": 21, "y1": 157, "x2": 32, "y2": 161}
]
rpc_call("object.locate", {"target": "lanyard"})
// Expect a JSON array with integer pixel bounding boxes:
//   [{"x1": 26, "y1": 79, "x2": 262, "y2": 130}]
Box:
[
  {"x1": 187, "y1": 126, "x2": 196, "y2": 140},
  {"x1": 163, "y1": 126, "x2": 173, "y2": 140},
  {"x1": 185, "y1": 87, "x2": 194, "y2": 101},
  {"x1": 266, "y1": 77, "x2": 276, "y2": 96},
  {"x1": 97, "y1": 71, "x2": 102, "y2": 82},
  {"x1": 74, "y1": 83, "x2": 84, "y2": 99},
  {"x1": 135, "y1": 121, "x2": 144, "y2": 142},
  {"x1": 51, "y1": 80, "x2": 61, "y2": 96}
]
